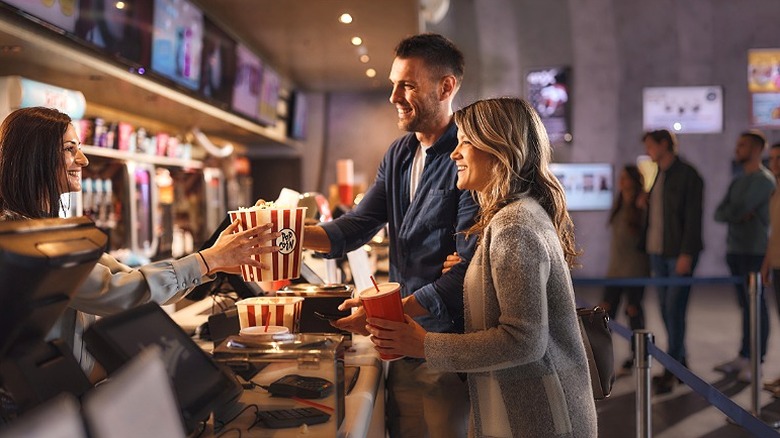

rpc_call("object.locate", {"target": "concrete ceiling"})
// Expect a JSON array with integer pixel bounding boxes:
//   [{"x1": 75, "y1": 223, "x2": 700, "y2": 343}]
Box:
[{"x1": 195, "y1": 0, "x2": 421, "y2": 92}]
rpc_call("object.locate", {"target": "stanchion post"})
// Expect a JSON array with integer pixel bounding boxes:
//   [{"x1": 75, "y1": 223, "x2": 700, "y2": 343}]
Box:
[
  {"x1": 634, "y1": 330, "x2": 654, "y2": 438},
  {"x1": 749, "y1": 272, "x2": 761, "y2": 417}
]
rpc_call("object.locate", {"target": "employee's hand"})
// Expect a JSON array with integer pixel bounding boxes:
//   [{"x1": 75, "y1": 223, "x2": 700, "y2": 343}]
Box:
[
  {"x1": 332, "y1": 307, "x2": 369, "y2": 336},
  {"x1": 442, "y1": 252, "x2": 462, "y2": 274},
  {"x1": 366, "y1": 315, "x2": 426, "y2": 359},
  {"x1": 675, "y1": 254, "x2": 693, "y2": 276},
  {"x1": 199, "y1": 220, "x2": 279, "y2": 275}
]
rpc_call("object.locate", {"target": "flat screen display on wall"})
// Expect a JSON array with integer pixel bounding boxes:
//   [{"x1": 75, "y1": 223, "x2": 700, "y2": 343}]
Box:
[
  {"x1": 231, "y1": 43, "x2": 262, "y2": 119},
  {"x1": 151, "y1": 0, "x2": 204, "y2": 90},
  {"x1": 748, "y1": 49, "x2": 780, "y2": 128},
  {"x1": 642, "y1": 86, "x2": 723, "y2": 134},
  {"x1": 1, "y1": 0, "x2": 78, "y2": 32},
  {"x1": 550, "y1": 163, "x2": 613, "y2": 211},
  {"x1": 198, "y1": 17, "x2": 236, "y2": 107},
  {"x1": 75, "y1": 0, "x2": 153, "y2": 67},
  {"x1": 258, "y1": 66, "x2": 280, "y2": 126},
  {"x1": 526, "y1": 67, "x2": 571, "y2": 146}
]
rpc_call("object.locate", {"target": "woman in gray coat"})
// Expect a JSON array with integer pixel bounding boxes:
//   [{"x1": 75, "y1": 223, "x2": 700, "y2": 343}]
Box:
[{"x1": 367, "y1": 98, "x2": 598, "y2": 437}]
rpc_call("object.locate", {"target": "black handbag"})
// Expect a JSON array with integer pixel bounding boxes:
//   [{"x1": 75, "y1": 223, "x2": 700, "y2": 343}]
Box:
[{"x1": 577, "y1": 306, "x2": 615, "y2": 400}]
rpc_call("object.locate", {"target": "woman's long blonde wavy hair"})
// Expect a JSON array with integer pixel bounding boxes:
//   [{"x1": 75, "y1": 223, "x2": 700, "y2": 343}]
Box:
[{"x1": 454, "y1": 97, "x2": 579, "y2": 267}]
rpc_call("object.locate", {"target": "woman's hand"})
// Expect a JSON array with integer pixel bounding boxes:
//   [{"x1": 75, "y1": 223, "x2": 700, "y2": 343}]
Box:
[
  {"x1": 199, "y1": 220, "x2": 279, "y2": 274},
  {"x1": 442, "y1": 252, "x2": 462, "y2": 274},
  {"x1": 365, "y1": 315, "x2": 427, "y2": 358}
]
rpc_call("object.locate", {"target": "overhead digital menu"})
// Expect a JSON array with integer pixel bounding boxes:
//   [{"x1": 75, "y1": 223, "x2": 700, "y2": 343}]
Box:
[
  {"x1": 231, "y1": 43, "x2": 262, "y2": 119},
  {"x1": 151, "y1": 0, "x2": 204, "y2": 90}
]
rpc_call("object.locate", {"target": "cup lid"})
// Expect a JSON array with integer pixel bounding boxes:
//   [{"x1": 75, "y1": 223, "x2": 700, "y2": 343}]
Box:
[{"x1": 359, "y1": 282, "x2": 401, "y2": 300}]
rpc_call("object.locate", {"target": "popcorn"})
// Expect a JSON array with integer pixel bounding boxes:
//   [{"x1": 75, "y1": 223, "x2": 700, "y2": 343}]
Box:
[{"x1": 228, "y1": 206, "x2": 307, "y2": 282}]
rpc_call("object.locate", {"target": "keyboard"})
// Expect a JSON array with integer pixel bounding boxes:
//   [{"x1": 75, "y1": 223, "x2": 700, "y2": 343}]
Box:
[{"x1": 256, "y1": 407, "x2": 331, "y2": 429}]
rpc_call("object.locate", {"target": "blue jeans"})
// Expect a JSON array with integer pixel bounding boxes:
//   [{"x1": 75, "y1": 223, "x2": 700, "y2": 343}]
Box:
[
  {"x1": 650, "y1": 254, "x2": 698, "y2": 364},
  {"x1": 726, "y1": 253, "x2": 768, "y2": 361}
]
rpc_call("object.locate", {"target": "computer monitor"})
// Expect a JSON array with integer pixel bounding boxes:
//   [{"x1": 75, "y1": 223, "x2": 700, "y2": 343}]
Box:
[
  {"x1": 0, "y1": 216, "x2": 107, "y2": 413},
  {"x1": 83, "y1": 346, "x2": 187, "y2": 438},
  {"x1": 83, "y1": 302, "x2": 243, "y2": 434},
  {"x1": 0, "y1": 216, "x2": 107, "y2": 360}
]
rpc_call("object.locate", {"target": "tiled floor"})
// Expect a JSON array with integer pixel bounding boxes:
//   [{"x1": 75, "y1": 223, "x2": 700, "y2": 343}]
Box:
[{"x1": 576, "y1": 283, "x2": 780, "y2": 437}]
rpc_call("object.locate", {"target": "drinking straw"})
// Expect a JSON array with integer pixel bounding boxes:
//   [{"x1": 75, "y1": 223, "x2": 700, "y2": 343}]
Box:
[
  {"x1": 370, "y1": 275, "x2": 380, "y2": 293},
  {"x1": 264, "y1": 316, "x2": 271, "y2": 333}
]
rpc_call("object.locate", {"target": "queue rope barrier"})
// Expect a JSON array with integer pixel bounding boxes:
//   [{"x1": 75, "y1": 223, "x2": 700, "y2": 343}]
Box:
[{"x1": 575, "y1": 275, "x2": 780, "y2": 437}]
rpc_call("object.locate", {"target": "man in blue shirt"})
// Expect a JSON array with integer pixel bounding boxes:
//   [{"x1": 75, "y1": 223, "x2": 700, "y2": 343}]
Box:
[{"x1": 303, "y1": 34, "x2": 477, "y2": 438}]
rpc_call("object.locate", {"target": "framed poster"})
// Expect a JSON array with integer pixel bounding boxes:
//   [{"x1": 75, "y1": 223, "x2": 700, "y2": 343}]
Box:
[{"x1": 526, "y1": 67, "x2": 571, "y2": 145}]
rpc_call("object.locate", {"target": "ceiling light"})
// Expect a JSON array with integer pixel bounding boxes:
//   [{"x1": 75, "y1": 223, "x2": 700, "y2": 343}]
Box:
[
  {"x1": 351, "y1": 36, "x2": 362, "y2": 46},
  {"x1": 115, "y1": 1, "x2": 126, "y2": 9},
  {"x1": 339, "y1": 13, "x2": 353, "y2": 24},
  {"x1": 359, "y1": 54, "x2": 370, "y2": 63},
  {"x1": 0, "y1": 45, "x2": 22, "y2": 54},
  {"x1": 366, "y1": 68, "x2": 376, "y2": 78}
]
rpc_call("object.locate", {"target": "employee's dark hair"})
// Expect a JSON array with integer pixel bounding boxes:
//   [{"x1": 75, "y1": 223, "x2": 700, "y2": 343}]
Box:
[
  {"x1": 394, "y1": 33, "x2": 464, "y2": 84},
  {"x1": 740, "y1": 129, "x2": 767, "y2": 151},
  {"x1": 0, "y1": 107, "x2": 72, "y2": 219},
  {"x1": 642, "y1": 129, "x2": 678, "y2": 154}
]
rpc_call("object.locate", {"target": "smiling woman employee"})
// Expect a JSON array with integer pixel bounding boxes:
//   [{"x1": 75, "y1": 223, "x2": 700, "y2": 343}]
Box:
[
  {"x1": 0, "y1": 107, "x2": 279, "y2": 376},
  {"x1": 366, "y1": 98, "x2": 598, "y2": 437}
]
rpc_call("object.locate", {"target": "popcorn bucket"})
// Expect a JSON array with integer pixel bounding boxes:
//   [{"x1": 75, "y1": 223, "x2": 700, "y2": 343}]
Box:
[
  {"x1": 235, "y1": 297, "x2": 304, "y2": 332},
  {"x1": 228, "y1": 206, "x2": 307, "y2": 282}
]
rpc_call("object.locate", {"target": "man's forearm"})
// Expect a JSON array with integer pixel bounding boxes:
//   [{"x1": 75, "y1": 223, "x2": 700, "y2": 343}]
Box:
[{"x1": 303, "y1": 225, "x2": 332, "y2": 252}]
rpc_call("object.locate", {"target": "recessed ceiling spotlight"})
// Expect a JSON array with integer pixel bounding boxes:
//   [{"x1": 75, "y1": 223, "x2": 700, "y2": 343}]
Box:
[
  {"x1": 339, "y1": 13, "x2": 353, "y2": 24},
  {"x1": 351, "y1": 36, "x2": 362, "y2": 46},
  {"x1": 115, "y1": 1, "x2": 126, "y2": 9},
  {"x1": 366, "y1": 68, "x2": 377, "y2": 78},
  {"x1": 0, "y1": 45, "x2": 22, "y2": 54},
  {"x1": 359, "y1": 54, "x2": 370, "y2": 63}
]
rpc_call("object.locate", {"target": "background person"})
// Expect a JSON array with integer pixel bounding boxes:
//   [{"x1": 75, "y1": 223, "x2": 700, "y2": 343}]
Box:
[
  {"x1": 303, "y1": 34, "x2": 478, "y2": 438},
  {"x1": 713, "y1": 131, "x2": 775, "y2": 382},
  {"x1": 0, "y1": 106, "x2": 279, "y2": 377},
  {"x1": 599, "y1": 165, "x2": 649, "y2": 375},
  {"x1": 762, "y1": 143, "x2": 780, "y2": 394},
  {"x1": 641, "y1": 129, "x2": 704, "y2": 394},
  {"x1": 365, "y1": 97, "x2": 598, "y2": 437}
]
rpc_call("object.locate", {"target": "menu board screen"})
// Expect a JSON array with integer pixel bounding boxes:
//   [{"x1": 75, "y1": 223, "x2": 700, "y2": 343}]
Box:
[
  {"x1": 198, "y1": 17, "x2": 236, "y2": 107},
  {"x1": 1, "y1": 0, "x2": 78, "y2": 32},
  {"x1": 231, "y1": 43, "x2": 262, "y2": 119},
  {"x1": 75, "y1": 0, "x2": 153, "y2": 66},
  {"x1": 550, "y1": 163, "x2": 613, "y2": 211},
  {"x1": 258, "y1": 67, "x2": 280, "y2": 126},
  {"x1": 642, "y1": 86, "x2": 723, "y2": 134},
  {"x1": 151, "y1": 0, "x2": 204, "y2": 90}
]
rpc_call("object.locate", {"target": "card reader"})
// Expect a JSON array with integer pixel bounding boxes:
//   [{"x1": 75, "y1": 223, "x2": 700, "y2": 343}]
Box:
[{"x1": 267, "y1": 374, "x2": 334, "y2": 399}]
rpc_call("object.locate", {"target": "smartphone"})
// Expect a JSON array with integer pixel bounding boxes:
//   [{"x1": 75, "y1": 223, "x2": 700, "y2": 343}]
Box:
[{"x1": 313, "y1": 311, "x2": 343, "y2": 321}]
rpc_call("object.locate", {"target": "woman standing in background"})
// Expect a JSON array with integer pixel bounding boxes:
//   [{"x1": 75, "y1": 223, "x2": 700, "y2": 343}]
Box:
[{"x1": 600, "y1": 165, "x2": 650, "y2": 375}]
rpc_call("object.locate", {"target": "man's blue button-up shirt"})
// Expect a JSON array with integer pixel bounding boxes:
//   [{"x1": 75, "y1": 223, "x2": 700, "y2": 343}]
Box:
[{"x1": 320, "y1": 123, "x2": 478, "y2": 333}]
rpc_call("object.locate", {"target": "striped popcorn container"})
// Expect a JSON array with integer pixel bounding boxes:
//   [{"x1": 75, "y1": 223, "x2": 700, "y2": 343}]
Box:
[
  {"x1": 228, "y1": 206, "x2": 307, "y2": 282},
  {"x1": 235, "y1": 297, "x2": 304, "y2": 331}
]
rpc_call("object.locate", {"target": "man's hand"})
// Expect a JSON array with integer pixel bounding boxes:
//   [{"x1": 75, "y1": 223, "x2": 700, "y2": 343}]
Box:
[
  {"x1": 675, "y1": 254, "x2": 693, "y2": 276},
  {"x1": 332, "y1": 306, "x2": 369, "y2": 336}
]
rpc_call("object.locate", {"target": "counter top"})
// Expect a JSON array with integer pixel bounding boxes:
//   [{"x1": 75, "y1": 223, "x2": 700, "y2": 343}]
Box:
[{"x1": 170, "y1": 294, "x2": 386, "y2": 437}]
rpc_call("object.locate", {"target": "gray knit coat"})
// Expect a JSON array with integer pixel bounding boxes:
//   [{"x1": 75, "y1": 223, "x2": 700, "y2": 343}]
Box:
[{"x1": 425, "y1": 197, "x2": 598, "y2": 437}]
